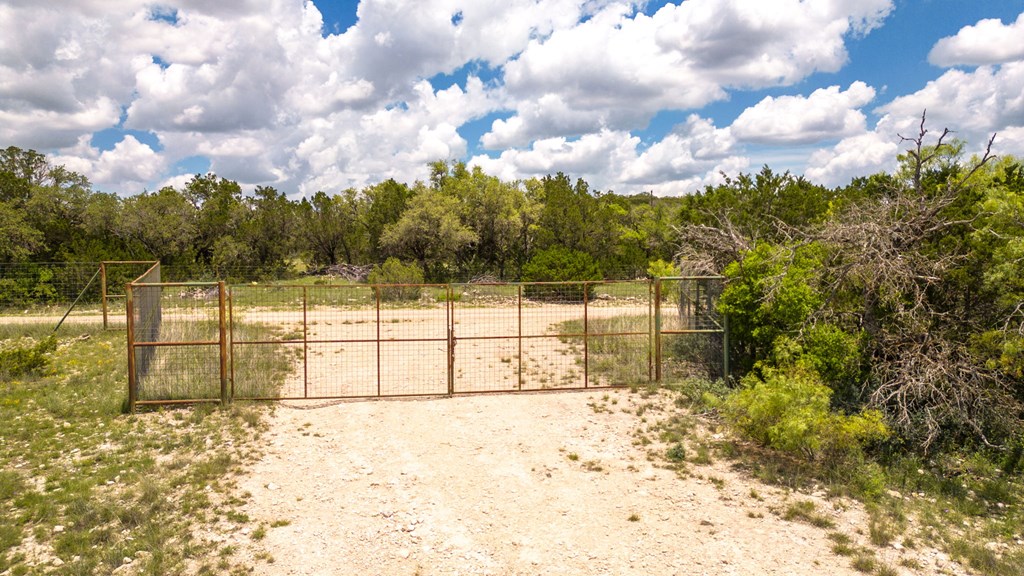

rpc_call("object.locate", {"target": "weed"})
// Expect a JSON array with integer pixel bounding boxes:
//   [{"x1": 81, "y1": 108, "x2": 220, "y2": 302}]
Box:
[
  {"x1": 851, "y1": 554, "x2": 876, "y2": 573},
  {"x1": 566, "y1": 452, "x2": 579, "y2": 462},
  {"x1": 627, "y1": 513, "x2": 640, "y2": 522},
  {"x1": 782, "y1": 501, "x2": 835, "y2": 529},
  {"x1": 666, "y1": 443, "x2": 686, "y2": 463}
]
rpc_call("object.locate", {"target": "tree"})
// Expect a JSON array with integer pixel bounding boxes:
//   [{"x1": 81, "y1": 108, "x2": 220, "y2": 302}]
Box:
[
  {"x1": 362, "y1": 179, "x2": 413, "y2": 262},
  {"x1": 118, "y1": 187, "x2": 198, "y2": 263},
  {"x1": 297, "y1": 190, "x2": 363, "y2": 266},
  {"x1": 379, "y1": 187, "x2": 477, "y2": 280}
]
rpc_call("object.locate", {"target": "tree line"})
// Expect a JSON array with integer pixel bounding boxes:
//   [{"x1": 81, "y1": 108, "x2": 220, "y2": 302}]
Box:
[
  {"x1": 3, "y1": 127, "x2": 1024, "y2": 457},
  {"x1": 0, "y1": 150, "x2": 683, "y2": 282}
]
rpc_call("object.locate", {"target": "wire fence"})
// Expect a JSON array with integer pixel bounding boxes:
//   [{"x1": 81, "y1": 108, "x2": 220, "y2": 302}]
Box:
[{"x1": 126, "y1": 277, "x2": 727, "y2": 410}]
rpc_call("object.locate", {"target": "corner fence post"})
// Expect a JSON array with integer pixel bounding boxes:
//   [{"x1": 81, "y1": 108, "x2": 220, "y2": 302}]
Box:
[
  {"x1": 126, "y1": 282, "x2": 137, "y2": 413},
  {"x1": 218, "y1": 281, "x2": 228, "y2": 406},
  {"x1": 654, "y1": 278, "x2": 662, "y2": 382}
]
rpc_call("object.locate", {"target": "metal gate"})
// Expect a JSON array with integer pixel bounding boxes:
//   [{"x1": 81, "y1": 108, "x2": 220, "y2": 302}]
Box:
[{"x1": 126, "y1": 278, "x2": 726, "y2": 410}]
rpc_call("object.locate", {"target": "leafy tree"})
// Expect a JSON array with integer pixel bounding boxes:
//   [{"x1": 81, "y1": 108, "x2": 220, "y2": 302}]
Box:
[
  {"x1": 379, "y1": 187, "x2": 477, "y2": 280},
  {"x1": 118, "y1": 187, "x2": 198, "y2": 263},
  {"x1": 297, "y1": 190, "x2": 364, "y2": 266},
  {"x1": 362, "y1": 179, "x2": 413, "y2": 261}
]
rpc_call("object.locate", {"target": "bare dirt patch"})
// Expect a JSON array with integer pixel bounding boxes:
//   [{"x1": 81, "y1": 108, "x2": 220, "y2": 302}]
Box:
[{"x1": 219, "y1": 390, "x2": 958, "y2": 575}]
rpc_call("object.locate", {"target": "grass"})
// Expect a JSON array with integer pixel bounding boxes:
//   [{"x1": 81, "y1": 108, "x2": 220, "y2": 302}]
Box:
[
  {"x1": 134, "y1": 318, "x2": 293, "y2": 402},
  {"x1": 633, "y1": 376, "x2": 1024, "y2": 576},
  {"x1": 0, "y1": 323, "x2": 270, "y2": 574}
]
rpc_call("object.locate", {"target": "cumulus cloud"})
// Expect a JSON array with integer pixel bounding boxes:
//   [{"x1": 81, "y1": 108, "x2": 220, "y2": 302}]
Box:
[
  {"x1": 51, "y1": 134, "x2": 166, "y2": 193},
  {"x1": 472, "y1": 116, "x2": 747, "y2": 195},
  {"x1": 487, "y1": 0, "x2": 893, "y2": 145},
  {"x1": 805, "y1": 130, "x2": 899, "y2": 187},
  {"x1": 730, "y1": 82, "x2": 876, "y2": 144},
  {"x1": 929, "y1": 13, "x2": 1024, "y2": 67}
]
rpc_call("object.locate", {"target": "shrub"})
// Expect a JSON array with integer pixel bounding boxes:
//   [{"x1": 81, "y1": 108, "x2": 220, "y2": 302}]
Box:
[
  {"x1": 0, "y1": 336, "x2": 57, "y2": 378},
  {"x1": 367, "y1": 258, "x2": 425, "y2": 301},
  {"x1": 646, "y1": 258, "x2": 680, "y2": 278},
  {"x1": 722, "y1": 367, "x2": 889, "y2": 465},
  {"x1": 521, "y1": 247, "x2": 601, "y2": 302}
]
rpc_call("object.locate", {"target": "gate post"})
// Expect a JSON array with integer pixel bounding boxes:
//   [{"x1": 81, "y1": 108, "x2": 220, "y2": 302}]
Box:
[
  {"x1": 126, "y1": 282, "x2": 137, "y2": 413},
  {"x1": 583, "y1": 281, "x2": 589, "y2": 388},
  {"x1": 447, "y1": 284, "x2": 454, "y2": 396},
  {"x1": 218, "y1": 281, "x2": 229, "y2": 406},
  {"x1": 654, "y1": 278, "x2": 662, "y2": 382},
  {"x1": 101, "y1": 262, "x2": 108, "y2": 330}
]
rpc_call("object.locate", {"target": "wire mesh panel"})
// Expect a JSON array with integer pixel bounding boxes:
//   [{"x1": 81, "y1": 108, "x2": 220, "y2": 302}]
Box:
[
  {"x1": 306, "y1": 285, "x2": 380, "y2": 398},
  {"x1": 378, "y1": 285, "x2": 449, "y2": 396},
  {"x1": 102, "y1": 261, "x2": 159, "y2": 329},
  {"x1": 586, "y1": 281, "x2": 653, "y2": 387},
  {"x1": 518, "y1": 282, "x2": 588, "y2": 390},
  {"x1": 228, "y1": 285, "x2": 306, "y2": 400},
  {"x1": 129, "y1": 275, "x2": 228, "y2": 406},
  {"x1": 451, "y1": 283, "x2": 522, "y2": 392},
  {"x1": 656, "y1": 277, "x2": 726, "y2": 382}
]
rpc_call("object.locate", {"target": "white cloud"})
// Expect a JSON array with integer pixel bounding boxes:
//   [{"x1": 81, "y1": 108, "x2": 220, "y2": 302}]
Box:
[
  {"x1": 51, "y1": 134, "x2": 166, "y2": 193},
  {"x1": 929, "y1": 13, "x2": 1024, "y2": 67},
  {"x1": 472, "y1": 116, "x2": 747, "y2": 195},
  {"x1": 805, "y1": 130, "x2": 898, "y2": 187},
  {"x1": 487, "y1": 0, "x2": 893, "y2": 145},
  {"x1": 731, "y1": 82, "x2": 875, "y2": 144},
  {"x1": 806, "y1": 58, "x2": 1024, "y2": 187},
  {"x1": 879, "y1": 62, "x2": 1024, "y2": 145}
]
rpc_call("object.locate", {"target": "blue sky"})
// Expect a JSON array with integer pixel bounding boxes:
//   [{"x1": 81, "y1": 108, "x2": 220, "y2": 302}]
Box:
[{"x1": 2, "y1": 1, "x2": 1023, "y2": 196}]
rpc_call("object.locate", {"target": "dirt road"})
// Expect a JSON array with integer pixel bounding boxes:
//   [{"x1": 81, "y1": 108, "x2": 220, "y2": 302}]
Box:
[{"x1": 221, "y1": 389, "x2": 947, "y2": 576}]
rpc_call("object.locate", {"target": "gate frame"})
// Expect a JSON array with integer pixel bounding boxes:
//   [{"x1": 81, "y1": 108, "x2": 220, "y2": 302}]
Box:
[{"x1": 127, "y1": 277, "x2": 728, "y2": 409}]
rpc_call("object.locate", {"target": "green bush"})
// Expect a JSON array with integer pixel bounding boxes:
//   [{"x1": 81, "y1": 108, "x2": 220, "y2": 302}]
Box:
[
  {"x1": 0, "y1": 336, "x2": 57, "y2": 378},
  {"x1": 646, "y1": 258, "x2": 680, "y2": 278},
  {"x1": 367, "y1": 258, "x2": 425, "y2": 301},
  {"x1": 723, "y1": 367, "x2": 889, "y2": 465},
  {"x1": 522, "y1": 247, "x2": 601, "y2": 302}
]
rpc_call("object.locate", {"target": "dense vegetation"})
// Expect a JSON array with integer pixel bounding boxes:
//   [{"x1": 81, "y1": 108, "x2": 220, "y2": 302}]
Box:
[
  {"x1": 0, "y1": 150, "x2": 680, "y2": 281},
  {"x1": 3, "y1": 126, "x2": 1024, "y2": 457}
]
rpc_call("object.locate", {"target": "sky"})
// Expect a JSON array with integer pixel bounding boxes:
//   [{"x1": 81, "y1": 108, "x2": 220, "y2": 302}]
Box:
[{"x1": 2, "y1": 0, "x2": 1023, "y2": 197}]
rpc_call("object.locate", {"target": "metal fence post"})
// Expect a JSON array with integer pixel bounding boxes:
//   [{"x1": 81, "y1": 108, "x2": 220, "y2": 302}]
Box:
[
  {"x1": 517, "y1": 283, "x2": 523, "y2": 391},
  {"x1": 722, "y1": 313, "x2": 730, "y2": 383},
  {"x1": 583, "y1": 281, "x2": 589, "y2": 388},
  {"x1": 447, "y1": 284, "x2": 455, "y2": 396},
  {"x1": 302, "y1": 286, "x2": 309, "y2": 399},
  {"x1": 654, "y1": 278, "x2": 662, "y2": 382},
  {"x1": 101, "y1": 262, "x2": 108, "y2": 330},
  {"x1": 126, "y1": 282, "x2": 136, "y2": 413},
  {"x1": 648, "y1": 279, "x2": 653, "y2": 382},
  {"x1": 229, "y1": 286, "x2": 236, "y2": 399},
  {"x1": 218, "y1": 281, "x2": 228, "y2": 406}
]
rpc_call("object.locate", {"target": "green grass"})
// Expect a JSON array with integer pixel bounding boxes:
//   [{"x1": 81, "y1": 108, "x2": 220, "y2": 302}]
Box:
[
  {"x1": 133, "y1": 319, "x2": 293, "y2": 402},
  {"x1": 557, "y1": 315, "x2": 651, "y2": 387},
  {"x1": 0, "y1": 325, "x2": 270, "y2": 574}
]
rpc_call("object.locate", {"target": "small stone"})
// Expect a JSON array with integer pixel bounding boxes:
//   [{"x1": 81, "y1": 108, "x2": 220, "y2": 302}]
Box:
[
  {"x1": 398, "y1": 548, "x2": 410, "y2": 559},
  {"x1": 891, "y1": 542, "x2": 903, "y2": 551},
  {"x1": 53, "y1": 525, "x2": 65, "y2": 533},
  {"x1": 52, "y1": 558, "x2": 64, "y2": 567},
  {"x1": 122, "y1": 557, "x2": 133, "y2": 564},
  {"x1": 267, "y1": 483, "x2": 279, "y2": 491}
]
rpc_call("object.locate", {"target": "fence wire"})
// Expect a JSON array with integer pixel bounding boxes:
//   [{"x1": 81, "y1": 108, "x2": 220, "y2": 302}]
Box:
[{"x1": 129, "y1": 278, "x2": 726, "y2": 408}]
